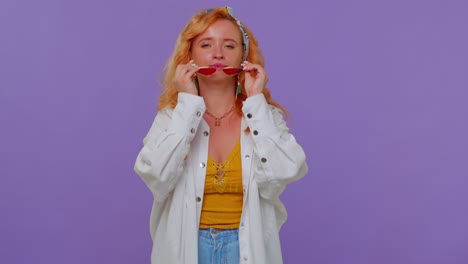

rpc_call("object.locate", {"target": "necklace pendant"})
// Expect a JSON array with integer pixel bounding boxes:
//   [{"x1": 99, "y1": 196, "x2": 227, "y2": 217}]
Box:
[{"x1": 205, "y1": 106, "x2": 234, "y2": 127}]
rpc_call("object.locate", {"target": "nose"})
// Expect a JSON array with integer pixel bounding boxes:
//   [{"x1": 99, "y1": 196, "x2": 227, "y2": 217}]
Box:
[{"x1": 213, "y1": 45, "x2": 224, "y2": 60}]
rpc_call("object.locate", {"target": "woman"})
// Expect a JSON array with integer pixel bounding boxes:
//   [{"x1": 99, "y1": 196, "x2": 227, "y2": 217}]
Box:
[{"x1": 134, "y1": 6, "x2": 308, "y2": 264}]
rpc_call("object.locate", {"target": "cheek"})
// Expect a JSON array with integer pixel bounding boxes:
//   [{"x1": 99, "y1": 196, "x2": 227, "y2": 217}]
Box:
[
  {"x1": 191, "y1": 48, "x2": 210, "y2": 61},
  {"x1": 233, "y1": 50, "x2": 244, "y2": 64},
  {"x1": 224, "y1": 48, "x2": 242, "y2": 60}
]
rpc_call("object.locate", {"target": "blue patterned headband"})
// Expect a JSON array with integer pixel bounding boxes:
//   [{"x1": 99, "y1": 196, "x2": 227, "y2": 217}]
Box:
[{"x1": 205, "y1": 6, "x2": 250, "y2": 61}]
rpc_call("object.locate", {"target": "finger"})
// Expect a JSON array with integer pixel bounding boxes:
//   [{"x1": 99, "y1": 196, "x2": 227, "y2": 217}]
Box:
[
  {"x1": 175, "y1": 63, "x2": 197, "y2": 80},
  {"x1": 188, "y1": 60, "x2": 199, "y2": 68},
  {"x1": 174, "y1": 66, "x2": 185, "y2": 83},
  {"x1": 186, "y1": 65, "x2": 199, "y2": 79},
  {"x1": 243, "y1": 65, "x2": 267, "y2": 81},
  {"x1": 185, "y1": 60, "x2": 200, "y2": 75},
  {"x1": 242, "y1": 62, "x2": 263, "y2": 73}
]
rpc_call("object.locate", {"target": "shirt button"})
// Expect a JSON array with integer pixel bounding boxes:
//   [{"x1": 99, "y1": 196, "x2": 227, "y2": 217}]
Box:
[
  {"x1": 191, "y1": 128, "x2": 196, "y2": 134},
  {"x1": 261, "y1": 157, "x2": 267, "y2": 163},
  {"x1": 246, "y1": 113, "x2": 252, "y2": 119},
  {"x1": 196, "y1": 111, "x2": 201, "y2": 117},
  {"x1": 253, "y1": 130, "x2": 258, "y2": 136},
  {"x1": 243, "y1": 256, "x2": 248, "y2": 261},
  {"x1": 241, "y1": 222, "x2": 244, "y2": 227},
  {"x1": 196, "y1": 197, "x2": 201, "y2": 202},
  {"x1": 245, "y1": 155, "x2": 250, "y2": 159},
  {"x1": 203, "y1": 131, "x2": 209, "y2": 136},
  {"x1": 200, "y1": 162, "x2": 205, "y2": 168}
]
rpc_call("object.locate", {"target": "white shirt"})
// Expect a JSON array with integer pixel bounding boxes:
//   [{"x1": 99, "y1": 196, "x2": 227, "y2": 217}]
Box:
[{"x1": 134, "y1": 93, "x2": 308, "y2": 264}]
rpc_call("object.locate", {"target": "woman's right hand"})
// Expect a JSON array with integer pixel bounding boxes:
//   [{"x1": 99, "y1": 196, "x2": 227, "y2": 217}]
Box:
[{"x1": 173, "y1": 60, "x2": 199, "y2": 95}]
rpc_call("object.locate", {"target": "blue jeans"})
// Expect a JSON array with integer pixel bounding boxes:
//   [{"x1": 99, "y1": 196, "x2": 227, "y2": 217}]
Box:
[{"x1": 198, "y1": 228, "x2": 240, "y2": 264}]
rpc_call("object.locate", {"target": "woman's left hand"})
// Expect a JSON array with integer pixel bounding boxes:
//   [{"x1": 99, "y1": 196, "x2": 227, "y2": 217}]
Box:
[{"x1": 242, "y1": 61, "x2": 268, "y2": 97}]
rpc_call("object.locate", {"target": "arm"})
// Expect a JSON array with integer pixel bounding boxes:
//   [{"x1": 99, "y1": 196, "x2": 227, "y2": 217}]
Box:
[
  {"x1": 134, "y1": 93, "x2": 206, "y2": 201},
  {"x1": 242, "y1": 94, "x2": 308, "y2": 200}
]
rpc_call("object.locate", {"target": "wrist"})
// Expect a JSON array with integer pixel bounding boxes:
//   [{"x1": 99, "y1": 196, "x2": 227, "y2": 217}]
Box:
[{"x1": 247, "y1": 90, "x2": 262, "y2": 97}]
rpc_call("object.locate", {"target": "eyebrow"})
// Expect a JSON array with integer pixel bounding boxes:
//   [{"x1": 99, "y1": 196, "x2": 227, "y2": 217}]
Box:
[{"x1": 197, "y1": 38, "x2": 239, "y2": 44}]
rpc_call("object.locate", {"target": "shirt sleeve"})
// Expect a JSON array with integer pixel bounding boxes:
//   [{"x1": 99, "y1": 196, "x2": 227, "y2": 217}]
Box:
[
  {"x1": 134, "y1": 93, "x2": 206, "y2": 202},
  {"x1": 242, "y1": 93, "x2": 308, "y2": 200}
]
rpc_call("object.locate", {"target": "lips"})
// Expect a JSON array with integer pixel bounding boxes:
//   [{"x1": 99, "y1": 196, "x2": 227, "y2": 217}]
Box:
[{"x1": 209, "y1": 63, "x2": 226, "y2": 69}]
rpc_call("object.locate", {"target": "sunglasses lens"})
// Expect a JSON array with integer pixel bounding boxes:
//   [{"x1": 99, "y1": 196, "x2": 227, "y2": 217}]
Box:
[
  {"x1": 223, "y1": 68, "x2": 242, "y2": 75},
  {"x1": 198, "y1": 67, "x2": 216, "y2": 75}
]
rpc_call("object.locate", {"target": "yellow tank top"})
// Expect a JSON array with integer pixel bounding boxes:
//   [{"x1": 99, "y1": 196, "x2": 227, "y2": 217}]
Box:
[{"x1": 199, "y1": 141, "x2": 243, "y2": 229}]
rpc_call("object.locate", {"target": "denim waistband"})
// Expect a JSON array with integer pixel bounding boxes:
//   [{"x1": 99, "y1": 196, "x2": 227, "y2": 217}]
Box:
[{"x1": 199, "y1": 228, "x2": 238, "y2": 237}]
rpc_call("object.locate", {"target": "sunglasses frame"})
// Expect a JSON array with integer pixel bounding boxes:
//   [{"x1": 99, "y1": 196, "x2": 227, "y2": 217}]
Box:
[{"x1": 197, "y1": 67, "x2": 243, "y2": 76}]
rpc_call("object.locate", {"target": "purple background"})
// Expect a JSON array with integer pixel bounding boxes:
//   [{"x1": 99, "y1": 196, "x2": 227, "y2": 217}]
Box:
[{"x1": 1, "y1": 0, "x2": 467, "y2": 263}]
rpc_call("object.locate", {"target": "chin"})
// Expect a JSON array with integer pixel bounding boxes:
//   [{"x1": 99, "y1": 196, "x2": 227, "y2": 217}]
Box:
[{"x1": 202, "y1": 74, "x2": 235, "y2": 83}]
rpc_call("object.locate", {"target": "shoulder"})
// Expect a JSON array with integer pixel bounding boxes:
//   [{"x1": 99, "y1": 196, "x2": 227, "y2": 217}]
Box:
[{"x1": 154, "y1": 107, "x2": 174, "y2": 122}]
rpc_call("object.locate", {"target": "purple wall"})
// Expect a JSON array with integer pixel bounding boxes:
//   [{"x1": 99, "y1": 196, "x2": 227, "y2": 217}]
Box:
[{"x1": 1, "y1": 0, "x2": 467, "y2": 263}]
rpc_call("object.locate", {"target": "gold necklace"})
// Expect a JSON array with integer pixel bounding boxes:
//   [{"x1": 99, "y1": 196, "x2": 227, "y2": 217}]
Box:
[{"x1": 205, "y1": 106, "x2": 235, "y2": 126}]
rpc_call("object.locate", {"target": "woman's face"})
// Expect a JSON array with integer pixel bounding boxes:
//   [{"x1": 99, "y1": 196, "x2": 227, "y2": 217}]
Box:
[{"x1": 191, "y1": 19, "x2": 244, "y2": 77}]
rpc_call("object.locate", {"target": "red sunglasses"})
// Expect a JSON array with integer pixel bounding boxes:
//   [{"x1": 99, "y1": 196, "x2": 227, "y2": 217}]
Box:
[{"x1": 197, "y1": 67, "x2": 243, "y2": 76}]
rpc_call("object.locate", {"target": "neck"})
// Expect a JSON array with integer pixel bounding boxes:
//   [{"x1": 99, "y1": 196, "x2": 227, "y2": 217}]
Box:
[{"x1": 198, "y1": 78, "x2": 237, "y2": 115}]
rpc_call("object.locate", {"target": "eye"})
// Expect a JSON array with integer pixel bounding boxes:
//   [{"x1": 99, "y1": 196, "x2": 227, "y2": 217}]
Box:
[
  {"x1": 201, "y1": 43, "x2": 211, "y2": 48},
  {"x1": 225, "y1": 44, "x2": 235, "y2": 49}
]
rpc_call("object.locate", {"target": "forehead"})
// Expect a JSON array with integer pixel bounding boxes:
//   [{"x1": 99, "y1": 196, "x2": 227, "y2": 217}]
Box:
[{"x1": 195, "y1": 19, "x2": 242, "y2": 42}]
